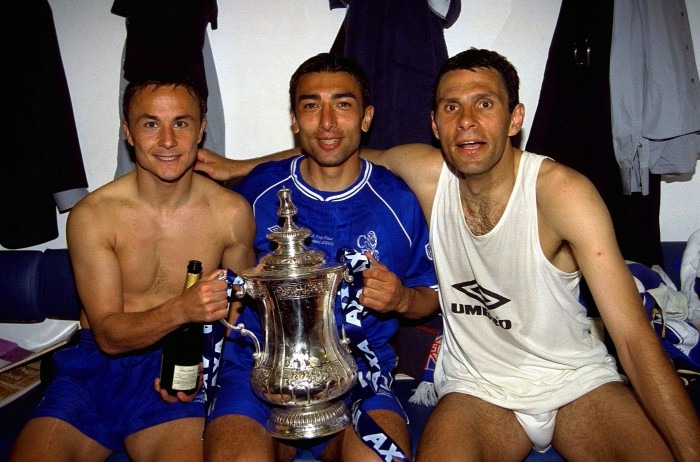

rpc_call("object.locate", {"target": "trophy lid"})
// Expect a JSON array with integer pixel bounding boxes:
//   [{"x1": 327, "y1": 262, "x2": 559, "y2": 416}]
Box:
[{"x1": 242, "y1": 187, "x2": 343, "y2": 279}]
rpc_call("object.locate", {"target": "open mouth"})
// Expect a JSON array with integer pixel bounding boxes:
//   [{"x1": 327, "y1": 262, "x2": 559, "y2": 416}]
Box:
[{"x1": 457, "y1": 140, "x2": 483, "y2": 149}]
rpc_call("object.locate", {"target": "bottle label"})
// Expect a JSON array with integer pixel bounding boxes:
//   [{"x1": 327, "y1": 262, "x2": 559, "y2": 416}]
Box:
[{"x1": 171, "y1": 364, "x2": 199, "y2": 390}]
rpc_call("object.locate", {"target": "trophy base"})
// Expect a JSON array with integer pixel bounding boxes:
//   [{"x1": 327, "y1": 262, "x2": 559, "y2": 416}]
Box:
[{"x1": 266, "y1": 400, "x2": 351, "y2": 439}]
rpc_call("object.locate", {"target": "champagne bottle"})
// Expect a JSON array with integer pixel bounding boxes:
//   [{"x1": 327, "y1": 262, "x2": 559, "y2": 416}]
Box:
[{"x1": 159, "y1": 259, "x2": 204, "y2": 396}]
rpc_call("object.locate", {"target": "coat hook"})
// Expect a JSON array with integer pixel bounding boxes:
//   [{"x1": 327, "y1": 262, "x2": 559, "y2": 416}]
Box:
[{"x1": 573, "y1": 39, "x2": 590, "y2": 67}]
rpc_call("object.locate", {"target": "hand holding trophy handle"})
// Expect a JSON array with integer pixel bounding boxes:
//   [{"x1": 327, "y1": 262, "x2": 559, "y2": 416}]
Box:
[{"x1": 217, "y1": 270, "x2": 261, "y2": 361}]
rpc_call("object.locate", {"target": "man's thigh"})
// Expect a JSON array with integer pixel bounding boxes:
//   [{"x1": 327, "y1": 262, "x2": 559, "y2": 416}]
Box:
[
  {"x1": 415, "y1": 393, "x2": 532, "y2": 462},
  {"x1": 10, "y1": 417, "x2": 112, "y2": 462},
  {"x1": 204, "y1": 414, "x2": 295, "y2": 462},
  {"x1": 125, "y1": 417, "x2": 205, "y2": 462},
  {"x1": 321, "y1": 409, "x2": 411, "y2": 462},
  {"x1": 553, "y1": 381, "x2": 673, "y2": 461}
]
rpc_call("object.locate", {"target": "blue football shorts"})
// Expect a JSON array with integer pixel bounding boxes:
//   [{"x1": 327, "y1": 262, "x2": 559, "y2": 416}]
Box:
[{"x1": 31, "y1": 329, "x2": 206, "y2": 452}]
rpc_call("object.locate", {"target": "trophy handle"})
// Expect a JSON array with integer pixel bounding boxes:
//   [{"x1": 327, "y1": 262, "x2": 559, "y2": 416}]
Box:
[
  {"x1": 342, "y1": 268, "x2": 354, "y2": 285},
  {"x1": 217, "y1": 269, "x2": 262, "y2": 360},
  {"x1": 339, "y1": 324, "x2": 352, "y2": 351},
  {"x1": 219, "y1": 318, "x2": 262, "y2": 360},
  {"x1": 339, "y1": 269, "x2": 354, "y2": 350}
]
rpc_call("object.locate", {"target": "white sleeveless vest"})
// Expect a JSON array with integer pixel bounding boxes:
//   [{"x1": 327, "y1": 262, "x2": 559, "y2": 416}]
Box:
[{"x1": 430, "y1": 151, "x2": 622, "y2": 414}]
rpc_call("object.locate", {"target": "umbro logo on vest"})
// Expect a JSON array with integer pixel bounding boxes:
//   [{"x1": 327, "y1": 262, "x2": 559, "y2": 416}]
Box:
[
  {"x1": 450, "y1": 280, "x2": 512, "y2": 329},
  {"x1": 452, "y1": 280, "x2": 510, "y2": 309}
]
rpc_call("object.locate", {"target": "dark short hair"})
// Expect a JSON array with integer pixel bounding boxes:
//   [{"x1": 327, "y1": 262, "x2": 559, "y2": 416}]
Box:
[
  {"x1": 434, "y1": 48, "x2": 520, "y2": 113},
  {"x1": 288, "y1": 53, "x2": 371, "y2": 112},
  {"x1": 122, "y1": 72, "x2": 207, "y2": 124}
]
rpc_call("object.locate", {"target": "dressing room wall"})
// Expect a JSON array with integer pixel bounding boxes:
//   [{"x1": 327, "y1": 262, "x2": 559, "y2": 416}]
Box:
[{"x1": 6, "y1": 0, "x2": 699, "y2": 251}]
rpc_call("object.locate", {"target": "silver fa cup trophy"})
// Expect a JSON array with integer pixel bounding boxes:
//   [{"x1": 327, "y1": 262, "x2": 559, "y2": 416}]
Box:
[{"x1": 223, "y1": 187, "x2": 358, "y2": 439}]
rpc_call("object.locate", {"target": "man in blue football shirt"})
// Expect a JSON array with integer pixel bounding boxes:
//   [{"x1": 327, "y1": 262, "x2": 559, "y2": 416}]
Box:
[{"x1": 204, "y1": 53, "x2": 439, "y2": 462}]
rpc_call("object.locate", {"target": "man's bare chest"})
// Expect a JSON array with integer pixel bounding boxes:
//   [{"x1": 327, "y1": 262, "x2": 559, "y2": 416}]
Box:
[{"x1": 462, "y1": 199, "x2": 506, "y2": 236}]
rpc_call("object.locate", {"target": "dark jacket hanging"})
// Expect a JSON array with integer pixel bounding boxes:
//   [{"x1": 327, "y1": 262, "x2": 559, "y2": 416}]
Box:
[
  {"x1": 111, "y1": 0, "x2": 225, "y2": 179},
  {"x1": 525, "y1": 0, "x2": 662, "y2": 267},
  {"x1": 1, "y1": 0, "x2": 89, "y2": 249},
  {"x1": 111, "y1": 0, "x2": 218, "y2": 99},
  {"x1": 329, "y1": 0, "x2": 460, "y2": 149}
]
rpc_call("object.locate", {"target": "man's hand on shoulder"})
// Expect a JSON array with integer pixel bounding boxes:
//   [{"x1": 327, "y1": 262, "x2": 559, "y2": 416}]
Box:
[{"x1": 195, "y1": 148, "x2": 236, "y2": 182}]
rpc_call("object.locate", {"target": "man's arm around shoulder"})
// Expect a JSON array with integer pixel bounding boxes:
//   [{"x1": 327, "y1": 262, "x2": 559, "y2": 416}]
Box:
[
  {"x1": 197, "y1": 143, "x2": 442, "y2": 207},
  {"x1": 196, "y1": 147, "x2": 299, "y2": 183},
  {"x1": 363, "y1": 143, "x2": 442, "y2": 223}
]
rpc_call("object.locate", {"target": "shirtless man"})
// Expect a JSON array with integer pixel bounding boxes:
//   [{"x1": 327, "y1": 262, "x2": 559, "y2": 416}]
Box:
[
  {"x1": 196, "y1": 48, "x2": 700, "y2": 461},
  {"x1": 11, "y1": 73, "x2": 256, "y2": 462}
]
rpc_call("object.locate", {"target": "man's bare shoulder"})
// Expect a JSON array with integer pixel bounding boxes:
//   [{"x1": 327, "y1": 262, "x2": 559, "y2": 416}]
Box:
[
  {"x1": 192, "y1": 173, "x2": 251, "y2": 211},
  {"x1": 536, "y1": 158, "x2": 597, "y2": 202},
  {"x1": 190, "y1": 175, "x2": 255, "y2": 271},
  {"x1": 191, "y1": 174, "x2": 255, "y2": 242},
  {"x1": 70, "y1": 174, "x2": 136, "y2": 220},
  {"x1": 536, "y1": 157, "x2": 611, "y2": 243}
]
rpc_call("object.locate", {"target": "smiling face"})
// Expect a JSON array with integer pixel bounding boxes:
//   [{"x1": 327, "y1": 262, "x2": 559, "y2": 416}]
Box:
[
  {"x1": 290, "y1": 71, "x2": 374, "y2": 170},
  {"x1": 431, "y1": 67, "x2": 523, "y2": 178},
  {"x1": 123, "y1": 84, "x2": 205, "y2": 183}
]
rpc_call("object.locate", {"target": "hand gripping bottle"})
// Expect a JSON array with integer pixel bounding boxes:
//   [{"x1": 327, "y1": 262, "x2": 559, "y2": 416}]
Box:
[{"x1": 159, "y1": 260, "x2": 203, "y2": 396}]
